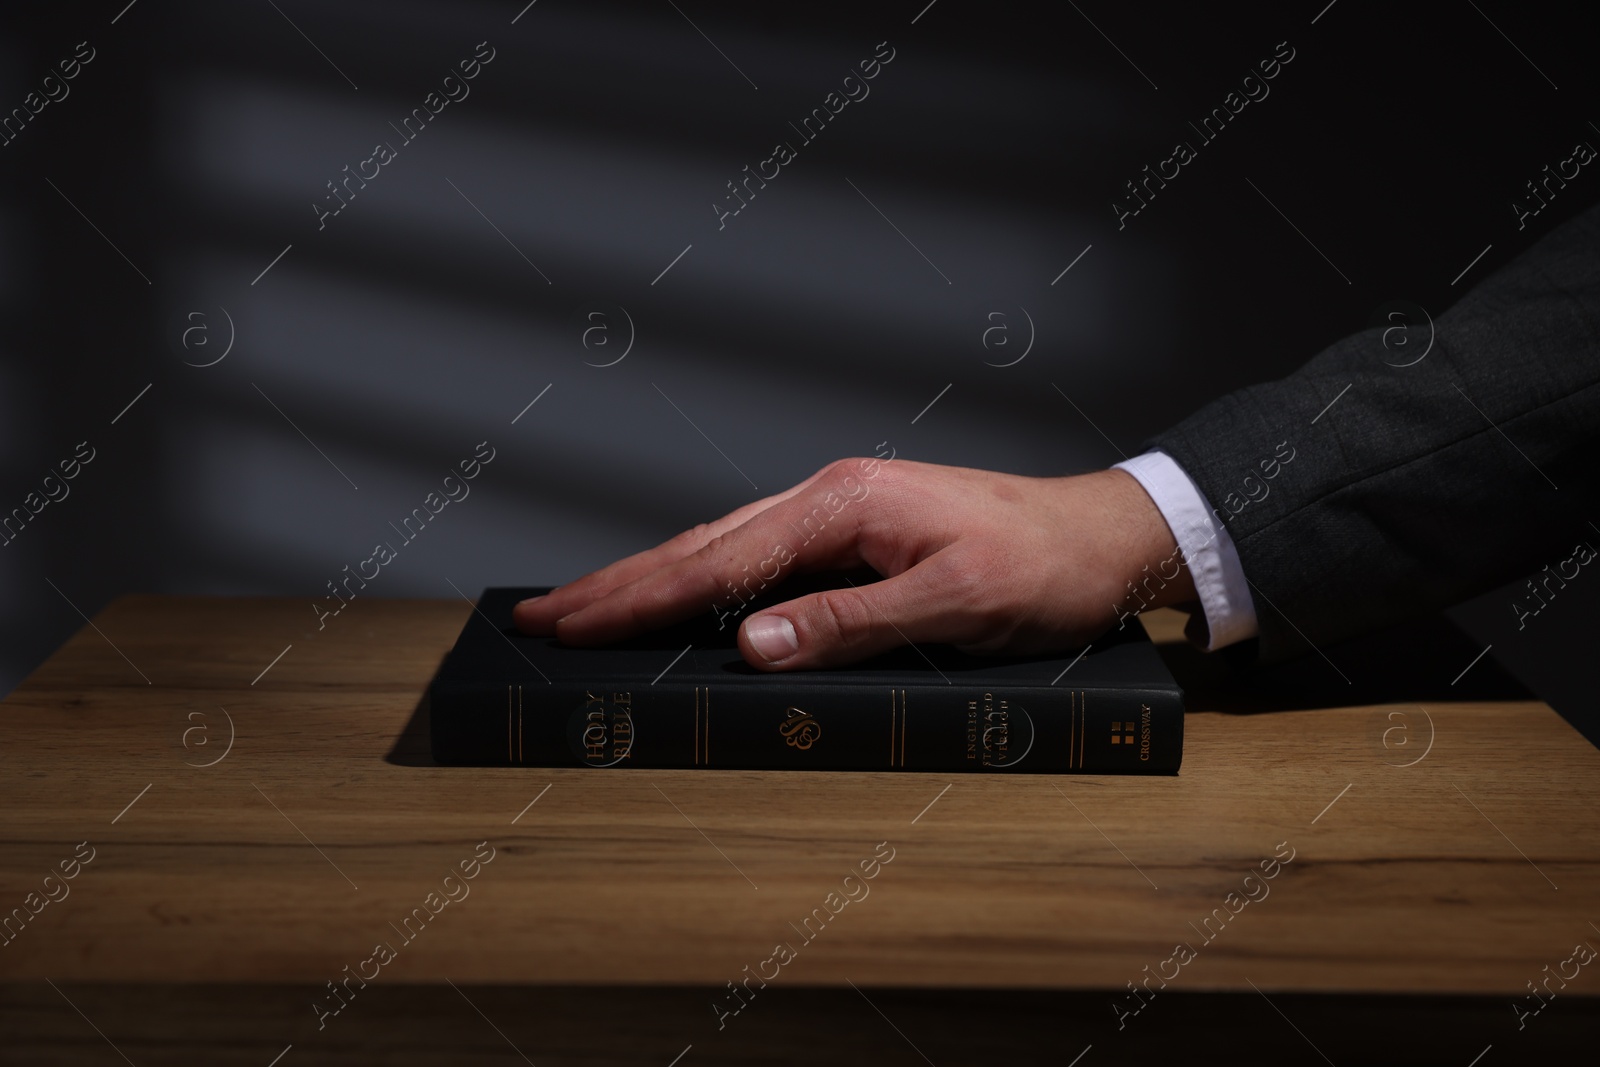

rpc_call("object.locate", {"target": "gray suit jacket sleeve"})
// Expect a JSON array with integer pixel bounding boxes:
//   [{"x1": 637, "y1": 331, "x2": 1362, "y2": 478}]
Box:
[{"x1": 1147, "y1": 199, "x2": 1600, "y2": 663}]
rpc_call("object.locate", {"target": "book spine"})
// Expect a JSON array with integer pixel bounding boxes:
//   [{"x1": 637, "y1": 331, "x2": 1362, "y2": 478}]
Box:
[{"x1": 429, "y1": 680, "x2": 1182, "y2": 773}]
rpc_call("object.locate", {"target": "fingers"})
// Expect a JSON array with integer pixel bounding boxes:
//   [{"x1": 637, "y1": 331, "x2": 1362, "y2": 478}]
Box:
[
  {"x1": 512, "y1": 464, "x2": 838, "y2": 635},
  {"x1": 737, "y1": 551, "x2": 995, "y2": 670},
  {"x1": 548, "y1": 461, "x2": 879, "y2": 645}
]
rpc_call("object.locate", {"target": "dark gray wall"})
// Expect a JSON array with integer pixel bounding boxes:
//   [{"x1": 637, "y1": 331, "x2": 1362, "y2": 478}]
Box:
[{"x1": 2, "y1": 1, "x2": 1595, "y2": 738}]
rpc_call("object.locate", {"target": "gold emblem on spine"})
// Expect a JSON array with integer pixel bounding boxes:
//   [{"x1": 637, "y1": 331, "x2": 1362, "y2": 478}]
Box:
[{"x1": 780, "y1": 706, "x2": 821, "y2": 749}]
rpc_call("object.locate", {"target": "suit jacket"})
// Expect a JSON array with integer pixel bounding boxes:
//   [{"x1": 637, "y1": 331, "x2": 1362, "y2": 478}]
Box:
[{"x1": 1148, "y1": 199, "x2": 1600, "y2": 663}]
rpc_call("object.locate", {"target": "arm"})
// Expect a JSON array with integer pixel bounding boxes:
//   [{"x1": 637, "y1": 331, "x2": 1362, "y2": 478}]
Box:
[
  {"x1": 516, "y1": 202, "x2": 1600, "y2": 671},
  {"x1": 1147, "y1": 199, "x2": 1600, "y2": 661}
]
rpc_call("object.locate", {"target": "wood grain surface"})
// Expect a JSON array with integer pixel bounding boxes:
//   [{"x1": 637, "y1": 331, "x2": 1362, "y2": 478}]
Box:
[{"x1": 2, "y1": 594, "x2": 1598, "y2": 1008}]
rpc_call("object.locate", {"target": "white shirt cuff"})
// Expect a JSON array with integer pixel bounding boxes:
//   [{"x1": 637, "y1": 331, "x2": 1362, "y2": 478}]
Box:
[{"x1": 1112, "y1": 450, "x2": 1258, "y2": 651}]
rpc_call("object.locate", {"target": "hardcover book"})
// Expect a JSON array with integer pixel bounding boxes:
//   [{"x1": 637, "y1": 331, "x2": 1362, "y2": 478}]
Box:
[{"x1": 429, "y1": 584, "x2": 1184, "y2": 773}]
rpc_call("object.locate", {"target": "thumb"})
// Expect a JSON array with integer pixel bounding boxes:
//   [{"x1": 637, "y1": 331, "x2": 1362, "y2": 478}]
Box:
[{"x1": 737, "y1": 566, "x2": 954, "y2": 670}]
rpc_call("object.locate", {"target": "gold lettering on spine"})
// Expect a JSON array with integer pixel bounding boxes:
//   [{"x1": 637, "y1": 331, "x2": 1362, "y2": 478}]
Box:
[
  {"x1": 518, "y1": 685, "x2": 524, "y2": 764},
  {"x1": 900, "y1": 689, "x2": 907, "y2": 767},
  {"x1": 508, "y1": 684, "x2": 513, "y2": 762}
]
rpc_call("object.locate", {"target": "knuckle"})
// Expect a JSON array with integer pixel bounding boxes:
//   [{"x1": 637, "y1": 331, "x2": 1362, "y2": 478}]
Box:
[
  {"x1": 861, "y1": 455, "x2": 897, "y2": 485},
  {"x1": 812, "y1": 588, "x2": 873, "y2": 647},
  {"x1": 819, "y1": 457, "x2": 853, "y2": 479},
  {"x1": 823, "y1": 456, "x2": 881, "y2": 487},
  {"x1": 700, "y1": 530, "x2": 733, "y2": 562},
  {"x1": 675, "y1": 522, "x2": 715, "y2": 548},
  {"x1": 810, "y1": 457, "x2": 853, "y2": 488}
]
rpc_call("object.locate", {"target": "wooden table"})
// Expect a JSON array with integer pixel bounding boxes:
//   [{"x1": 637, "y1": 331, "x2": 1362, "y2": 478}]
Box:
[{"x1": 2, "y1": 596, "x2": 1597, "y2": 1064}]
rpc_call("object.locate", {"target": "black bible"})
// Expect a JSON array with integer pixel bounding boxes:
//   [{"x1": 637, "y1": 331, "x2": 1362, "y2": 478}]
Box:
[{"x1": 429, "y1": 585, "x2": 1184, "y2": 773}]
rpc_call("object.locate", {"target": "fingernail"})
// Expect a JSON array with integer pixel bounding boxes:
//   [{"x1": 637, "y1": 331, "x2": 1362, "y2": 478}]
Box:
[
  {"x1": 516, "y1": 595, "x2": 546, "y2": 610},
  {"x1": 746, "y1": 615, "x2": 799, "y2": 663}
]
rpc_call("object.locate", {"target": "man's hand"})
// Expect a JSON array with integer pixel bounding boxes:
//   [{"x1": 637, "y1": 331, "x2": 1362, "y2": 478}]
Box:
[{"x1": 512, "y1": 458, "x2": 1196, "y2": 670}]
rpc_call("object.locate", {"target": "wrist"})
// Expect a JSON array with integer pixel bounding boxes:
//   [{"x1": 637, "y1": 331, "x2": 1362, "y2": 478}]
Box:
[{"x1": 1098, "y1": 468, "x2": 1198, "y2": 611}]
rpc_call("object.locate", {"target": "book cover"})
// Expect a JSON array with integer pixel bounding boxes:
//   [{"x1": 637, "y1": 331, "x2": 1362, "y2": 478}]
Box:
[{"x1": 429, "y1": 585, "x2": 1183, "y2": 773}]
